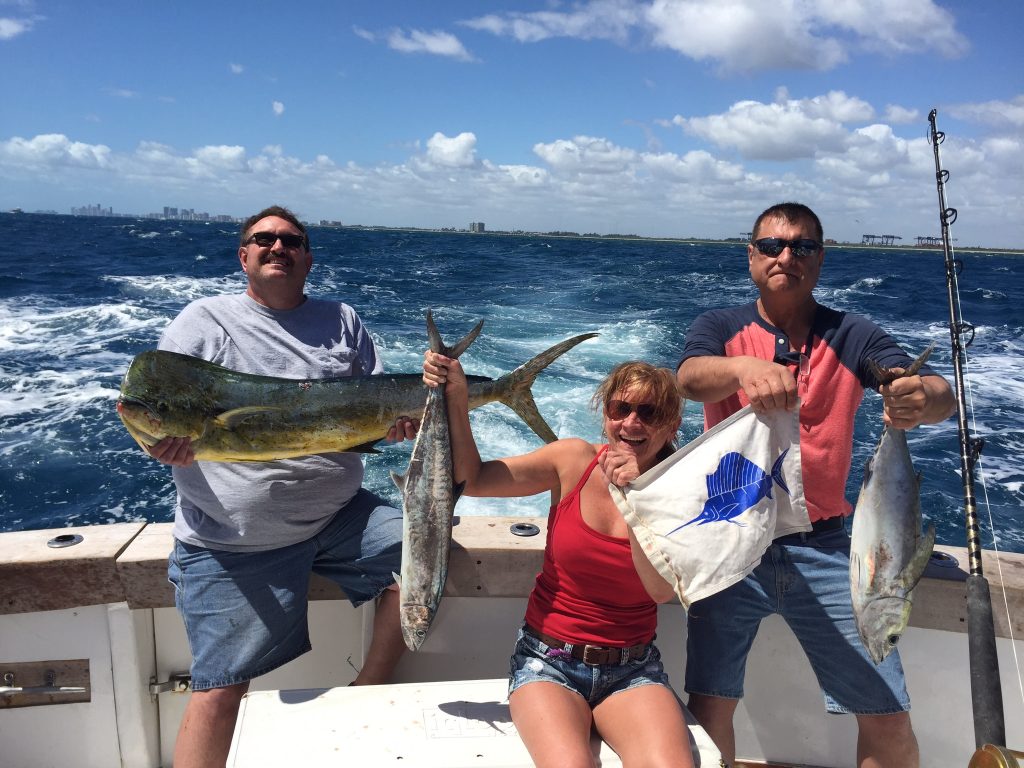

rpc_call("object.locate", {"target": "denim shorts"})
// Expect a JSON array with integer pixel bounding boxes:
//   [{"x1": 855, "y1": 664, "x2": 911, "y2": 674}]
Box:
[
  {"x1": 684, "y1": 527, "x2": 911, "y2": 715},
  {"x1": 167, "y1": 489, "x2": 402, "y2": 691},
  {"x1": 508, "y1": 627, "x2": 673, "y2": 706}
]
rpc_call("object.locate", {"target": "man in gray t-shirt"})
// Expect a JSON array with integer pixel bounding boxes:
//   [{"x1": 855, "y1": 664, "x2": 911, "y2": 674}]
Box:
[{"x1": 144, "y1": 205, "x2": 416, "y2": 768}]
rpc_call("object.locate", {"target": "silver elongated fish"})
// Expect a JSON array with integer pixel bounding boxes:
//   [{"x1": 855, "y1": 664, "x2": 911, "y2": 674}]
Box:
[
  {"x1": 116, "y1": 332, "x2": 597, "y2": 462},
  {"x1": 850, "y1": 347, "x2": 937, "y2": 664},
  {"x1": 391, "y1": 312, "x2": 480, "y2": 651}
]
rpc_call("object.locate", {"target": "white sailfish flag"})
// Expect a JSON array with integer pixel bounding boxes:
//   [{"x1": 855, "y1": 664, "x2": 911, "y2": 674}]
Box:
[{"x1": 612, "y1": 405, "x2": 810, "y2": 606}]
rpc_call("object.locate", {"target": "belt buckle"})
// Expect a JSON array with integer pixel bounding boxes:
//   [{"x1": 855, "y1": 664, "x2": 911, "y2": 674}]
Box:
[{"x1": 581, "y1": 645, "x2": 606, "y2": 666}]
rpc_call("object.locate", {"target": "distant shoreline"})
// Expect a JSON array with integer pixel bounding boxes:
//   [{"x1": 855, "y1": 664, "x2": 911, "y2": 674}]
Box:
[
  {"x1": 337, "y1": 224, "x2": 1024, "y2": 256},
  {"x1": 6, "y1": 209, "x2": 1022, "y2": 255}
]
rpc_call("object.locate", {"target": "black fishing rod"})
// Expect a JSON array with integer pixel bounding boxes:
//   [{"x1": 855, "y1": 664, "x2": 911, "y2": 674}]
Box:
[{"x1": 928, "y1": 108, "x2": 1007, "y2": 754}]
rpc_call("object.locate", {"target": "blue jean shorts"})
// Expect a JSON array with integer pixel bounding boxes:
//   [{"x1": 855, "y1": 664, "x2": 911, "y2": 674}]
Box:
[
  {"x1": 167, "y1": 489, "x2": 402, "y2": 691},
  {"x1": 684, "y1": 527, "x2": 911, "y2": 715},
  {"x1": 508, "y1": 627, "x2": 673, "y2": 706}
]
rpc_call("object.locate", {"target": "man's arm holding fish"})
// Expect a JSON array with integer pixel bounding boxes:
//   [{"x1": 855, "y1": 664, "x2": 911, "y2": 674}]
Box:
[{"x1": 142, "y1": 418, "x2": 420, "y2": 467}]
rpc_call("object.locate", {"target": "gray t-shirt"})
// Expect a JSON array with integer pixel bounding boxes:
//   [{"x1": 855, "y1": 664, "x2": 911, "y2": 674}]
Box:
[{"x1": 158, "y1": 292, "x2": 384, "y2": 551}]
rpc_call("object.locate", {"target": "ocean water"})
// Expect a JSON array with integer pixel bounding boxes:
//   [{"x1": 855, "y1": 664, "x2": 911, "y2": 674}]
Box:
[{"x1": 2, "y1": 213, "x2": 1022, "y2": 553}]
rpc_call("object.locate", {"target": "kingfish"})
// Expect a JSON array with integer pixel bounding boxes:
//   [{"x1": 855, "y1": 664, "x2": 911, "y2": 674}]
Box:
[
  {"x1": 116, "y1": 331, "x2": 598, "y2": 462},
  {"x1": 849, "y1": 347, "x2": 937, "y2": 664},
  {"x1": 390, "y1": 312, "x2": 479, "y2": 651}
]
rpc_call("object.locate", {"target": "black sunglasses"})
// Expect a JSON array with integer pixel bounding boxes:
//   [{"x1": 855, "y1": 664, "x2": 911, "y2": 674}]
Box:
[
  {"x1": 606, "y1": 399, "x2": 660, "y2": 423},
  {"x1": 753, "y1": 237, "x2": 822, "y2": 259},
  {"x1": 245, "y1": 231, "x2": 307, "y2": 250}
]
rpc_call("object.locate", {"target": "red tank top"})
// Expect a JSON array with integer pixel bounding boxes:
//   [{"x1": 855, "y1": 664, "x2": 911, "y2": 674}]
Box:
[{"x1": 523, "y1": 447, "x2": 657, "y2": 647}]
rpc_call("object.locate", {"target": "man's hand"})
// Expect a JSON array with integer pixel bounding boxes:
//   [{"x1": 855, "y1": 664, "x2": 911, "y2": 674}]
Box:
[
  {"x1": 737, "y1": 358, "x2": 799, "y2": 414},
  {"x1": 385, "y1": 416, "x2": 419, "y2": 443},
  {"x1": 147, "y1": 436, "x2": 195, "y2": 467},
  {"x1": 881, "y1": 375, "x2": 931, "y2": 430}
]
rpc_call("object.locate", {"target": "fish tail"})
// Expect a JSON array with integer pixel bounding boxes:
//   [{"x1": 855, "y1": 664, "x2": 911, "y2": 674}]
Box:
[
  {"x1": 494, "y1": 332, "x2": 599, "y2": 443},
  {"x1": 868, "y1": 344, "x2": 935, "y2": 385},
  {"x1": 426, "y1": 309, "x2": 484, "y2": 358},
  {"x1": 771, "y1": 448, "x2": 791, "y2": 496},
  {"x1": 390, "y1": 470, "x2": 407, "y2": 492}
]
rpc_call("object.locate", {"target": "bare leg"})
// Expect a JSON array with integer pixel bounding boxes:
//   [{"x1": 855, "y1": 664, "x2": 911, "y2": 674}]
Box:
[
  {"x1": 352, "y1": 585, "x2": 406, "y2": 685},
  {"x1": 509, "y1": 681, "x2": 597, "y2": 768},
  {"x1": 856, "y1": 712, "x2": 918, "y2": 768},
  {"x1": 173, "y1": 682, "x2": 249, "y2": 768},
  {"x1": 595, "y1": 684, "x2": 695, "y2": 768},
  {"x1": 687, "y1": 693, "x2": 739, "y2": 766}
]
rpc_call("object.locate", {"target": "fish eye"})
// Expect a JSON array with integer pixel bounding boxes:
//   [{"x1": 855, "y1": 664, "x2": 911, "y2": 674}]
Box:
[{"x1": 888, "y1": 635, "x2": 900, "y2": 646}]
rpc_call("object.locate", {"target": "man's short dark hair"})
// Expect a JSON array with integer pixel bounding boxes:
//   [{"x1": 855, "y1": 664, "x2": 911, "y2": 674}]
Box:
[
  {"x1": 240, "y1": 205, "x2": 309, "y2": 250},
  {"x1": 752, "y1": 202, "x2": 823, "y2": 243}
]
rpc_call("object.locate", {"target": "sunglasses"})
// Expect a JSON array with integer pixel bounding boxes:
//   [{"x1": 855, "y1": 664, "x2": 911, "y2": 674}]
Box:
[
  {"x1": 245, "y1": 231, "x2": 307, "y2": 250},
  {"x1": 753, "y1": 237, "x2": 822, "y2": 259},
  {"x1": 606, "y1": 399, "x2": 660, "y2": 423}
]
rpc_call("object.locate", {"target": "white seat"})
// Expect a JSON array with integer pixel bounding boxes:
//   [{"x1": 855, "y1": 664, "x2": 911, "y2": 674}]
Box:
[{"x1": 228, "y1": 677, "x2": 722, "y2": 767}]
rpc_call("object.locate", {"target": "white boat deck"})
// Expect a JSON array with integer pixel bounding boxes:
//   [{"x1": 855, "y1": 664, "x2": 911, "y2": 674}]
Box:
[{"x1": 227, "y1": 678, "x2": 723, "y2": 767}]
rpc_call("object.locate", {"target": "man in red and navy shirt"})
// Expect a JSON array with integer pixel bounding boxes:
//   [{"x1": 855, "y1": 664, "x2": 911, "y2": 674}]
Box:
[{"x1": 677, "y1": 202, "x2": 955, "y2": 768}]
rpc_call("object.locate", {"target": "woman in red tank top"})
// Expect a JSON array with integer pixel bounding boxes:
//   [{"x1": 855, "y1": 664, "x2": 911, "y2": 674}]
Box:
[{"x1": 423, "y1": 355, "x2": 695, "y2": 768}]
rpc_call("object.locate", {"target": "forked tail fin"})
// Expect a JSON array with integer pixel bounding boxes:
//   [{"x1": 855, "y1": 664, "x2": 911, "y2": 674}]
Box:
[{"x1": 492, "y1": 332, "x2": 599, "y2": 443}]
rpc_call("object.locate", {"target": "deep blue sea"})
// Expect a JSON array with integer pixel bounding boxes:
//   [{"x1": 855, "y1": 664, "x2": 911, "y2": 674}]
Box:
[{"x1": 2, "y1": 213, "x2": 1021, "y2": 553}]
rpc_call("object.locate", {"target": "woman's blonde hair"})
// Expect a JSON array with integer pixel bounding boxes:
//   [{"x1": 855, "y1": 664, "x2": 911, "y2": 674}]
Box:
[{"x1": 591, "y1": 361, "x2": 683, "y2": 430}]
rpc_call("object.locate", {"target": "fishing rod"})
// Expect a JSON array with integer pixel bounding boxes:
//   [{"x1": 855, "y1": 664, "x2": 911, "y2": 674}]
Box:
[{"x1": 928, "y1": 108, "x2": 1008, "y2": 755}]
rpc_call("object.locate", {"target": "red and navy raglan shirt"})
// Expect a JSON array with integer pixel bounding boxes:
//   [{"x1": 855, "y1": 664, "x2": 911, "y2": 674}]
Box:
[{"x1": 679, "y1": 301, "x2": 937, "y2": 522}]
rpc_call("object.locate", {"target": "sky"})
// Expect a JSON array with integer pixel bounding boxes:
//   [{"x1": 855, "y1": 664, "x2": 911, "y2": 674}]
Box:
[{"x1": 1, "y1": 0, "x2": 1022, "y2": 248}]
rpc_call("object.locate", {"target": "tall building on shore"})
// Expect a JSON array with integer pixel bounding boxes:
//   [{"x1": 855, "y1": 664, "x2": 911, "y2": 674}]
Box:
[{"x1": 469, "y1": 222, "x2": 485, "y2": 233}]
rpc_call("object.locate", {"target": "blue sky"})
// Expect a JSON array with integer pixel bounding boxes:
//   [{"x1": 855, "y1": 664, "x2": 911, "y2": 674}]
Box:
[{"x1": 1, "y1": 0, "x2": 1021, "y2": 247}]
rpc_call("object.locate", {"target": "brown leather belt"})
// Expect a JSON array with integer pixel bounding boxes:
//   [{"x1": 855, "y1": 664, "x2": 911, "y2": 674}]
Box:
[
  {"x1": 523, "y1": 625, "x2": 651, "y2": 666},
  {"x1": 776, "y1": 514, "x2": 846, "y2": 544}
]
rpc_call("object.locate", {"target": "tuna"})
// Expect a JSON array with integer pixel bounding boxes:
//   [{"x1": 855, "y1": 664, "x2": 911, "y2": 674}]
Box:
[
  {"x1": 116, "y1": 332, "x2": 598, "y2": 462},
  {"x1": 850, "y1": 347, "x2": 937, "y2": 664},
  {"x1": 390, "y1": 312, "x2": 480, "y2": 651}
]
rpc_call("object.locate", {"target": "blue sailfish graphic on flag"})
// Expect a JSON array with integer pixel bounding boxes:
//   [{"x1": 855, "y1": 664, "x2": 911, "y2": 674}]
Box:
[{"x1": 668, "y1": 448, "x2": 791, "y2": 535}]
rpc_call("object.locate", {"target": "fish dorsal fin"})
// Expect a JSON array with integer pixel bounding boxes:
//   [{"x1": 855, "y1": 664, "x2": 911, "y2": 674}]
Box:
[
  {"x1": 214, "y1": 406, "x2": 283, "y2": 430},
  {"x1": 346, "y1": 439, "x2": 382, "y2": 454}
]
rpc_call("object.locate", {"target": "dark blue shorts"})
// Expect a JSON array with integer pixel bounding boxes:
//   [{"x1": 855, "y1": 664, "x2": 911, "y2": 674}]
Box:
[
  {"x1": 167, "y1": 489, "x2": 402, "y2": 690},
  {"x1": 684, "y1": 527, "x2": 911, "y2": 715}
]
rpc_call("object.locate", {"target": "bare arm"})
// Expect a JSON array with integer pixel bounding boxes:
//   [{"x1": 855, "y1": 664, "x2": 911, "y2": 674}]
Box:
[
  {"x1": 677, "y1": 355, "x2": 798, "y2": 413},
  {"x1": 423, "y1": 351, "x2": 562, "y2": 498}
]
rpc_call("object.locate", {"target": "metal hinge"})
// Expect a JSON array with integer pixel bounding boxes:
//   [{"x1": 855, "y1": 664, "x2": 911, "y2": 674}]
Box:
[{"x1": 149, "y1": 673, "x2": 192, "y2": 695}]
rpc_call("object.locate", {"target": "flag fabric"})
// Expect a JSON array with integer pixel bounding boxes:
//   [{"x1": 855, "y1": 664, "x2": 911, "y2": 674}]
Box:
[{"x1": 611, "y1": 405, "x2": 810, "y2": 606}]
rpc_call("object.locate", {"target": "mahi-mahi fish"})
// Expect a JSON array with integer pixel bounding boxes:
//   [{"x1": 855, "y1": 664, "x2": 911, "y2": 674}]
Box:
[
  {"x1": 390, "y1": 312, "x2": 479, "y2": 651},
  {"x1": 850, "y1": 346, "x2": 937, "y2": 664},
  {"x1": 116, "y1": 331, "x2": 598, "y2": 461}
]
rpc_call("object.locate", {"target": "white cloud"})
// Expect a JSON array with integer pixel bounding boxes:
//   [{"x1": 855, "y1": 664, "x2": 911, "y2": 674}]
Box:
[
  {"x1": 673, "y1": 91, "x2": 872, "y2": 160},
  {"x1": 272, "y1": 101, "x2": 285, "y2": 116},
  {"x1": 0, "y1": 134, "x2": 110, "y2": 168},
  {"x1": 463, "y1": 0, "x2": 967, "y2": 73},
  {"x1": 948, "y1": 95, "x2": 1024, "y2": 128},
  {"x1": 0, "y1": 16, "x2": 34, "y2": 40},
  {"x1": 229, "y1": 62, "x2": 244, "y2": 75},
  {"x1": 352, "y1": 26, "x2": 376, "y2": 43},
  {"x1": 107, "y1": 88, "x2": 140, "y2": 99},
  {"x1": 533, "y1": 136, "x2": 638, "y2": 174},
  {"x1": 386, "y1": 28, "x2": 474, "y2": 61},
  {"x1": 884, "y1": 104, "x2": 920, "y2": 124},
  {"x1": 461, "y1": 0, "x2": 639, "y2": 44},
  {"x1": 424, "y1": 132, "x2": 478, "y2": 168}
]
